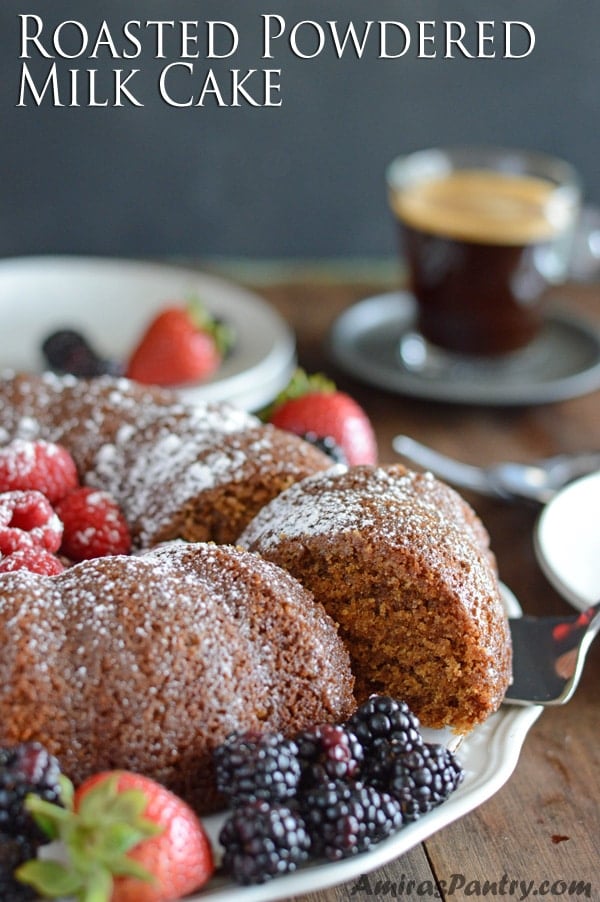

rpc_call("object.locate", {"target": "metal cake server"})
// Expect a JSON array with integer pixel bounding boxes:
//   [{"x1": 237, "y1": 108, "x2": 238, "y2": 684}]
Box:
[
  {"x1": 505, "y1": 601, "x2": 600, "y2": 705},
  {"x1": 393, "y1": 435, "x2": 600, "y2": 505}
]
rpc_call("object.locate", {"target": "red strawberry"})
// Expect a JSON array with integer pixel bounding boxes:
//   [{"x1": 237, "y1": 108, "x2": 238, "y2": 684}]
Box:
[
  {"x1": 126, "y1": 301, "x2": 233, "y2": 387},
  {"x1": 263, "y1": 370, "x2": 378, "y2": 466},
  {"x1": 17, "y1": 770, "x2": 214, "y2": 902},
  {"x1": 55, "y1": 486, "x2": 131, "y2": 561}
]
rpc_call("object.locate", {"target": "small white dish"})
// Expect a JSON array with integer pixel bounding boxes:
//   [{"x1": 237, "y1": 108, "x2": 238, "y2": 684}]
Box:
[
  {"x1": 330, "y1": 292, "x2": 600, "y2": 406},
  {"x1": 0, "y1": 256, "x2": 296, "y2": 412},
  {"x1": 534, "y1": 471, "x2": 600, "y2": 610}
]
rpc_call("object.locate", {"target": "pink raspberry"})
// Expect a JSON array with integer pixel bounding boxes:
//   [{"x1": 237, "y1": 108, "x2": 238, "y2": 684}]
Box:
[
  {"x1": 0, "y1": 547, "x2": 65, "y2": 575},
  {"x1": 0, "y1": 490, "x2": 63, "y2": 554},
  {"x1": 55, "y1": 487, "x2": 131, "y2": 561},
  {"x1": 0, "y1": 439, "x2": 78, "y2": 504}
]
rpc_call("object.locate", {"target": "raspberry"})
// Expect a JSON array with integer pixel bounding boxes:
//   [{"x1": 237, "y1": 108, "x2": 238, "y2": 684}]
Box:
[
  {"x1": 346, "y1": 695, "x2": 424, "y2": 754},
  {"x1": 295, "y1": 724, "x2": 364, "y2": 788},
  {"x1": 364, "y1": 742, "x2": 464, "y2": 822},
  {"x1": 219, "y1": 800, "x2": 310, "y2": 885},
  {"x1": 213, "y1": 731, "x2": 301, "y2": 807},
  {"x1": 0, "y1": 491, "x2": 63, "y2": 555},
  {"x1": 0, "y1": 547, "x2": 64, "y2": 576},
  {"x1": 0, "y1": 440, "x2": 78, "y2": 504},
  {"x1": 300, "y1": 780, "x2": 402, "y2": 861},
  {"x1": 0, "y1": 743, "x2": 63, "y2": 845},
  {"x1": 54, "y1": 487, "x2": 131, "y2": 561}
]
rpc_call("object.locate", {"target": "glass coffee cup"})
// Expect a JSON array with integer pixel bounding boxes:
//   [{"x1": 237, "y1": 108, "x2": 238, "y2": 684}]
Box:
[{"x1": 386, "y1": 147, "x2": 582, "y2": 359}]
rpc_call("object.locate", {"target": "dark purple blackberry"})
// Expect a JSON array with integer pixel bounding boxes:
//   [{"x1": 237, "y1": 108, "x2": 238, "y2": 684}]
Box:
[
  {"x1": 0, "y1": 743, "x2": 63, "y2": 845},
  {"x1": 213, "y1": 731, "x2": 301, "y2": 807},
  {"x1": 219, "y1": 800, "x2": 310, "y2": 885},
  {"x1": 346, "y1": 695, "x2": 424, "y2": 754},
  {"x1": 364, "y1": 742, "x2": 464, "y2": 821},
  {"x1": 42, "y1": 329, "x2": 122, "y2": 378},
  {"x1": 301, "y1": 432, "x2": 347, "y2": 465},
  {"x1": 301, "y1": 780, "x2": 402, "y2": 861},
  {"x1": 0, "y1": 834, "x2": 37, "y2": 901},
  {"x1": 295, "y1": 724, "x2": 364, "y2": 788}
]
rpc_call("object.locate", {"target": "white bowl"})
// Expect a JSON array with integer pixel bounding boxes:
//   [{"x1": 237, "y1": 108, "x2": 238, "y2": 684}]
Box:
[{"x1": 0, "y1": 255, "x2": 296, "y2": 411}]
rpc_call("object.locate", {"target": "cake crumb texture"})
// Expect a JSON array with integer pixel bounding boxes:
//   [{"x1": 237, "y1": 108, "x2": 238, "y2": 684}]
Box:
[{"x1": 240, "y1": 464, "x2": 512, "y2": 733}]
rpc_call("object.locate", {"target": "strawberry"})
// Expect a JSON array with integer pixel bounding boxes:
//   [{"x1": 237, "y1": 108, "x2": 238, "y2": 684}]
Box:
[
  {"x1": 262, "y1": 370, "x2": 378, "y2": 466},
  {"x1": 17, "y1": 770, "x2": 214, "y2": 902},
  {"x1": 126, "y1": 300, "x2": 233, "y2": 387}
]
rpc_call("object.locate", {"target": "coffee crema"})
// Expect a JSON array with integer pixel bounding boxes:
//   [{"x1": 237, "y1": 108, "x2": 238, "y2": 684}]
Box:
[{"x1": 391, "y1": 169, "x2": 572, "y2": 246}]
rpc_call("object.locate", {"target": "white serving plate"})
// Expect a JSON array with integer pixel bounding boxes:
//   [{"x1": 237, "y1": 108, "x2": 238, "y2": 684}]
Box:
[
  {"x1": 0, "y1": 256, "x2": 296, "y2": 412},
  {"x1": 535, "y1": 470, "x2": 600, "y2": 610},
  {"x1": 38, "y1": 586, "x2": 540, "y2": 900}
]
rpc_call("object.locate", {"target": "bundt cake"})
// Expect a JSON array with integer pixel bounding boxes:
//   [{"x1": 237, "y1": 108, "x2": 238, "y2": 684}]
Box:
[
  {"x1": 239, "y1": 464, "x2": 512, "y2": 733},
  {"x1": 0, "y1": 541, "x2": 355, "y2": 813},
  {"x1": 0, "y1": 371, "x2": 332, "y2": 547}
]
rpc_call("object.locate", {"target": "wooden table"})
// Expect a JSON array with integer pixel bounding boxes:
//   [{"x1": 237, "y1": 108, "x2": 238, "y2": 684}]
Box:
[{"x1": 229, "y1": 271, "x2": 600, "y2": 902}]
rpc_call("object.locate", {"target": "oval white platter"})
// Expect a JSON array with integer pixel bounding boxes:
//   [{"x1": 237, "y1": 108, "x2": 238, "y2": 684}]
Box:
[{"x1": 0, "y1": 255, "x2": 296, "y2": 412}]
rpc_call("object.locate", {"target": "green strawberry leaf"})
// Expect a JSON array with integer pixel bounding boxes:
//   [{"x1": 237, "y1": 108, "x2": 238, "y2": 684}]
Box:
[
  {"x1": 59, "y1": 773, "x2": 75, "y2": 809},
  {"x1": 186, "y1": 297, "x2": 236, "y2": 357},
  {"x1": 25, "y1": 794, "x2": 72, "y2": 840},
  {"x1": 16, "y1": 859, "x2": 85, "y2": 898},
  {"x1": 96, "y1": 822, "x2": 157, "y2": 858},
  {"x1": 21, "y1": 774, "x2": 163, "y2": 899},
  {"x1": 80, "y1": 866, "x2": 113, "y2": 902},
  {"x1": 110, "y1": 854, "x2": 157, "y2": 881},
  {"x1": 104, "y1": 788, "x2": 154, "y2": 825},
  {"x1": 77, "y1": 774, "x2": 119, "y2": 821}
]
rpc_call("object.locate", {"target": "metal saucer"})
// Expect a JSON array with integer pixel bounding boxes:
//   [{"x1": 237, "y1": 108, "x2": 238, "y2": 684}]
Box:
[{"x1": 329, "y1": 291, "x2": 600, "y2": 406}]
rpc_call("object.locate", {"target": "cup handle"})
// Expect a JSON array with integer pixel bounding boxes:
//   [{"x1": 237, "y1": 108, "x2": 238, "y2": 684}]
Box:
[{"x1": 569, "y1": 204, "x2": 600, "y2": 283}]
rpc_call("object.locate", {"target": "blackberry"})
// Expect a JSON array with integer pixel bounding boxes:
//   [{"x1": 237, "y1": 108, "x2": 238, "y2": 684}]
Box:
[
  {"x1": 213, "y1": 731, "x2": 301, "y2": 807},
  {"x1": 0, "y1": 834, "x2": 37, "y2": 901},
  {"x1": 295, "y1": 724, "x2": 364, "y2": 788},
  {"x1": 42, "y1": 329, "x2": 122, "y2": 378},
  {"x1": 219, "y1": 800, "x2": 310, "y2": 885},
  {"x1": 301, "y1": 432, "x2": 347, "y2": 465},
  {"x1": 346, "y1": 695, "x2": 424, "y2": 754},
  {"x1": 365, "y1": 742, "x2": 464, "y2": 821},
  {"x1": 0, "y1": 743, "x2": 63, "y2": 845},
  {"x1": 301, "y1": 780, "x2": 402, "y2": 861}
]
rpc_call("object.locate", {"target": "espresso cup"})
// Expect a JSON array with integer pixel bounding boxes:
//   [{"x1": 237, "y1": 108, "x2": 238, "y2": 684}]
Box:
[{"x1": 386, "y1": 147, "x2": 582, "y2": 356}]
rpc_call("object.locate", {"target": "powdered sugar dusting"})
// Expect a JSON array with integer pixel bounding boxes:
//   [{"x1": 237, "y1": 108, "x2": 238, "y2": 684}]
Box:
[
  {"x1": 0, "y1": 372, "x2": 329, "y2": 548},
  {"x1": 0, "y1": 541, "x2": 354, "y2": 807},
  {"x1": 240, "y1": 464, "x2": 503, "y2": 620}
]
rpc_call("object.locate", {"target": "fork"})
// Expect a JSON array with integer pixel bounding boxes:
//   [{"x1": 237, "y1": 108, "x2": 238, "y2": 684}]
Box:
[
  {"x1": 505, "y1": 601, "x2": 600, "y2": 705},
  {"x1": 392, "y1": 435, "x2": 600, "y2": 505}
]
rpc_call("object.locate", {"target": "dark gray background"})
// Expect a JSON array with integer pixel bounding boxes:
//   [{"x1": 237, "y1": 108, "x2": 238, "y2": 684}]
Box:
[{"x1": 1, "y1": 1, "x2": 598, "y2": 260}]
